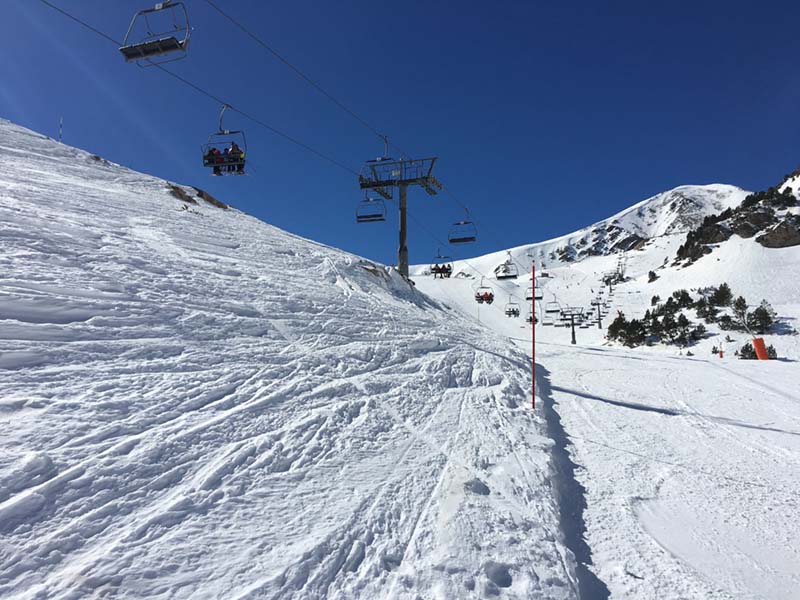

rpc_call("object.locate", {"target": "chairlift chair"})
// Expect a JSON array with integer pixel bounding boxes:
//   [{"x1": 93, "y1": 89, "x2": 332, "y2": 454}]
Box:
[
  {"x1": 201, "y1": 105, "x2": 247, "y2": 176},
  {"x1": 430, "y1": 249, "x2": 453, "y2": 278},
  {"x1": 474, "y1": 278, "x2": 494, "y2": 304},
  {"x1": 119, "y1": 1, "x2": 191, "y2": 65},
  {"x1": 356, "y1": 195, "x2": 387, "y2": 223},
  {"x1": 494, "y1": 252, "x2": 519, "y2": 280},
  {"x1": 526, "y1": 283, "x2": 543, "y2": 300},
  {"x1": 448, "y1": 216, "x2": 477, "y2": 244},
  {"x1": 504, "y1": 297, "x2": 520, "y2": 318},
  {"x1": 544, "y1": 301, "x2": 561, "y2": 314}
]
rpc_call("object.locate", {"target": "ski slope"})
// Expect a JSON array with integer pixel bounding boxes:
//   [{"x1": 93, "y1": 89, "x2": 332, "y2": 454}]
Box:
[
  {"x1": 0, "y1": 120, "x2": 579, "y2": 599},
  {"x1": 415, "y1": 188, "x2": 800, "y2": 599}
]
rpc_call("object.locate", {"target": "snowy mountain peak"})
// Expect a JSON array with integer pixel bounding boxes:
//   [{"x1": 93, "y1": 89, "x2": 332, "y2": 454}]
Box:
[
  {"x1": 631, "y1": 184, "x2": 747, "y2": 237},
  {"x1": 495, "y1": 184, "x2": 749, "y2": 270}
]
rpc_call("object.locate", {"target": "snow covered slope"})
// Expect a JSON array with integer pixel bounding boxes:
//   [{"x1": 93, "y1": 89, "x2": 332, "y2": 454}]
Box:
[
  {"x1": 415, "y1": 178, "x2": 800, "y2": 599},
  {"x1": 0, "y1": 119, "x2": 579, "y2": 599}
]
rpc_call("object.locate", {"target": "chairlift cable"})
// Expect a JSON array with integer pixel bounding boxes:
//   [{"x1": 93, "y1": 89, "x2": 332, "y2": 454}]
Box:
[
  {"x1": 203, "y1": 0, "x2": 411, "y2": 158},
  {"x1": 38, "y1": 0, "x2": 120, "y2": 45},
  {"x1": 204, "y1": 2, "x2": 482, "y2": 225},
  {"x1": 39, "y1": 0, "x2": 529, "y2": 296},
  {"x1": 37, "y1": 0, "x2": 360, "y2": 177}
]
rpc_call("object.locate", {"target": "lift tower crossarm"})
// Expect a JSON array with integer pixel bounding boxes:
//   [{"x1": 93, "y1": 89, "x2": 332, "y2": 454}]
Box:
[{"x1": 358, "y1": 156, "x2": 441, "y2": 278}]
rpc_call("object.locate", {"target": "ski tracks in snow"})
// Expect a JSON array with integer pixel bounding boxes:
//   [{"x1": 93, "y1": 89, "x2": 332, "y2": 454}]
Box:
[{"x1": 541, "y1": 343, "x2": 800, "y2": 599}]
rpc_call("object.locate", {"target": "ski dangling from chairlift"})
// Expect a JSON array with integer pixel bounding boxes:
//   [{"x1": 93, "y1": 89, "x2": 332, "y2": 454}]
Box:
[
  {"x1": 119, "y1": 1, "x2": 191, "y2": 65},
  {"x1": 430, "y1": 248, "x2": 453, "y2": 279},
  {"x1": 449, "y1": 210, "x2": 477, "y2": 244},
  {"x1": 473, "y1": 277, "x2": 494, "y2": 304},
  {"x1": 494, "y1": 251, "x2": 519, "y2": 280},
  {"x1": 202, "y1": 105, "x2": 247, "y2": 176}
]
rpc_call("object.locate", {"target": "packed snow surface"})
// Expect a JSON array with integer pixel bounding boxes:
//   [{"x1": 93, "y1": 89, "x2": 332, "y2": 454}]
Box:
[
  {"x1": 415, "y1": 190, "x2": 800, "y2": 599},
  {"x1": 4, "y1": 116, "x2": 800, "y2": 600},
  {"x1": 0, "y1": 120, "x2": 578, "y2": 599}
]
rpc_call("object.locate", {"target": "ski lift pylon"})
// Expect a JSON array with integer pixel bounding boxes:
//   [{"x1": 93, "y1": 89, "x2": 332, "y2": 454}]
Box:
[
  {"x1": 119, "y1": 1, "x2": 191, "y2": 65},
  {"x1": 201, "y1": 105, "x2": 247, "y2": 176}
]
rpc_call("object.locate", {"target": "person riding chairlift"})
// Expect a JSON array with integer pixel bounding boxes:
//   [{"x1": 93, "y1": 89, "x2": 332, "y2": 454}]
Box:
[
  {"x1": 206, "y1": 147, "x2": 222, "y2": 176},
  {"x1": 227, "y1": 141, "x2": 244, "y2": 173}
]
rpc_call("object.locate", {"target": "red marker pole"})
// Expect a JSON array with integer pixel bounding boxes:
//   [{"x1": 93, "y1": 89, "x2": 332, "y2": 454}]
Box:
[{"x1": 531, "y1": 261, "x2": 536, "y2": 410}]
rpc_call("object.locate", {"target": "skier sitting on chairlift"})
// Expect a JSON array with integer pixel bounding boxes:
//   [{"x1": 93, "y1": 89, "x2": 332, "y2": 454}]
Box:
[
  {"x1": 228, "y1": 141, "x2": 244, "y2": 173},
  {"x1": 205, "y1": 147, "x2": 222, "y2": 176}
]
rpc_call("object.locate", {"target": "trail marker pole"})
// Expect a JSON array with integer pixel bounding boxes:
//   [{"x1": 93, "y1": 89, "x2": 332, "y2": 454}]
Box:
[{"x1": 531, "y1": 261, "x2": 536, "y2": 410}]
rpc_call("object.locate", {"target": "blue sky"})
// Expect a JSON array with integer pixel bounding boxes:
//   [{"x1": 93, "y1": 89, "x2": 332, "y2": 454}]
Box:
[{"x1": 3, "y1": 1, "x2": 800, "y2": 266}]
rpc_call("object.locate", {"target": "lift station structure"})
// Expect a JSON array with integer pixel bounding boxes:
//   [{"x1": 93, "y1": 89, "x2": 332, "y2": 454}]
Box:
[{"x1": 359, "y1": 152, "x2": 442, "y2": 278}]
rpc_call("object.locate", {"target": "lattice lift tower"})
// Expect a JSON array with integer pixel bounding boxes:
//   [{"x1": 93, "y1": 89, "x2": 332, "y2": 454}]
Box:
[{"x1": 359, "y1": 151, "x2": 442, "y2": 278}]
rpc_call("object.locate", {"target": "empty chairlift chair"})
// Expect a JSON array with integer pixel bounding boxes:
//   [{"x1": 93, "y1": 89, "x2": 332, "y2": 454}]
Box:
[
  {"x1": 355, "y1": 196, "x2": 387, "y2": 223},
  {"x1": 448, "y1": 214, "x2": 477, "y2": 244},
  {"x1": 119, "y1": 1, "x2": 191, "y2": 65},
  {"x1": 544, "y1": 301, "x2": 561, "y2": 314},
  {"x1": 494, "y1": 252, "x2": 519, "y2": 280},
  {"x1": 525, "y1": 284, "x2": 543, "y2": 301}
]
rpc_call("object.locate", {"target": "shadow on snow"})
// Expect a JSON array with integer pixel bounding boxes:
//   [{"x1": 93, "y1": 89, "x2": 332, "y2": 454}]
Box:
[{"x1": 537, "y1": 364, "x2": 610, "y2": 600}]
